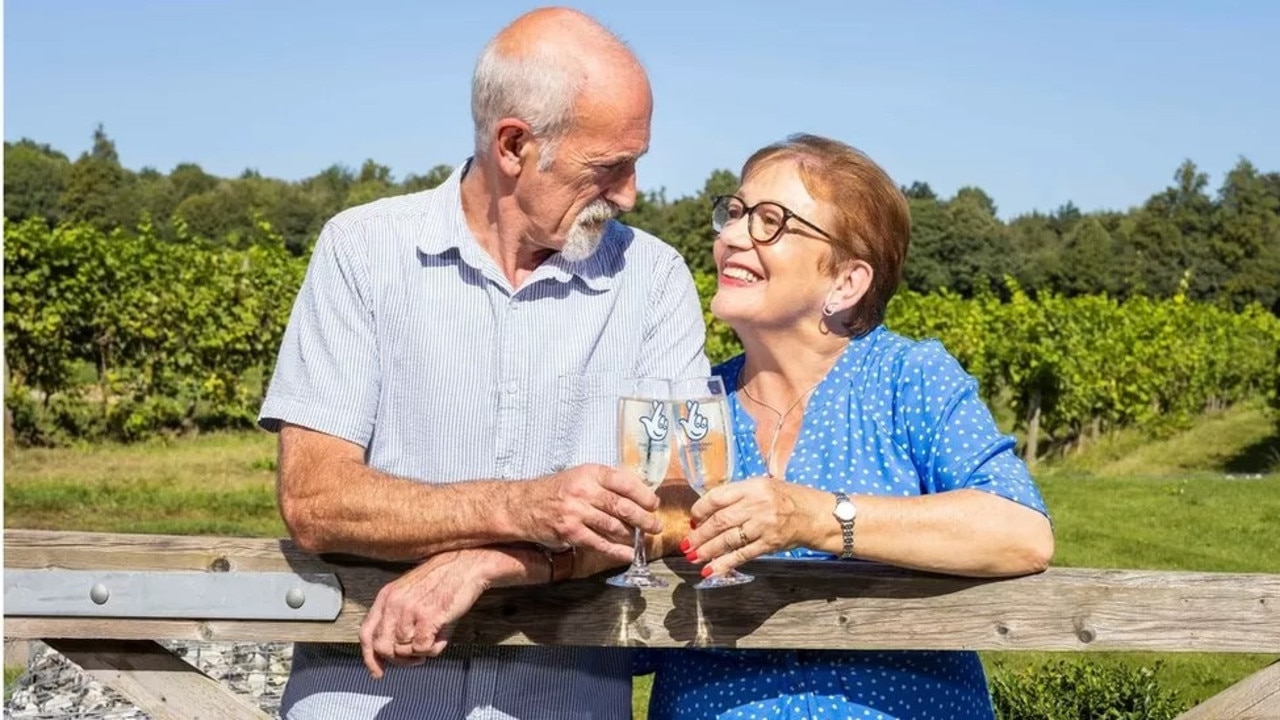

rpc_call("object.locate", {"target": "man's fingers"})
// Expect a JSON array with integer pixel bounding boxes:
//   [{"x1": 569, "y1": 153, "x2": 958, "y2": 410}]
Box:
[
  {"x1": 361, "y1": 641, "x2": 384, "y2": 679},
  {"x1": 411, "y1": 614, "x2": 443, "y2": 655},
  {"x1": 597, "y1": 467, "x2": 660, "y2": 511},
  {"x1": 359, "y1": 600, "x2": 385, "y2": 678},
  {"x1": 580, "y1": 506, "x2": 638, "y2": 546},
  {"x1": 372, "y1": 599, "x2": 404, "y2": 662},
  {"x1": 605, "y1": 493, "x2": 662, "y2": 535},
  {"x1": 560, "y1": 513, "x2": 636, "y2": 563},
  {"x1": 396, "y1": 611, "x2": 418, "y2": 647}
]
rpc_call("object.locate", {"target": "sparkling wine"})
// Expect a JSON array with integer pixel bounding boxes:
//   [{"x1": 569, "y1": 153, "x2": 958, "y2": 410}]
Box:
[
  {"x1": 676, "y1": 396, "x2": 734, "y2": 495},
  {"x1": 617, "y1": 396, "x2": 673, "y2": 487}
]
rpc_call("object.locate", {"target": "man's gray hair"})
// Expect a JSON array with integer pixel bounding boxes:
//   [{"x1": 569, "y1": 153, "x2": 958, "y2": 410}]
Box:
[{"x1": 471, "y1": 41, "x2": 583, "y2": 171}]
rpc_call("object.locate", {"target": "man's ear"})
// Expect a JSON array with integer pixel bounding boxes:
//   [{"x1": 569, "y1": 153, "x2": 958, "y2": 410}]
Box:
[
  {"x1": 494, "y1": 120, "x2": 533, "y2": 178},
  {"x1": 824, "y1": 260, "x2": 874, "y2": 316}
]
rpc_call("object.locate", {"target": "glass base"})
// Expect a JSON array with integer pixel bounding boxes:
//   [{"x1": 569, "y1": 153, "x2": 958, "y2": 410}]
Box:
[
  {"x1": 694, "y1": 569, "x2": 754, "y2": 590},
  {"x1": 606, "y1": 565, "x2": 669, "y2": 589}
]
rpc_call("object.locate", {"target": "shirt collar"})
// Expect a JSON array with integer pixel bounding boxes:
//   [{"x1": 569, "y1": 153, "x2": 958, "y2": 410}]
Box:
[{"x1": 415, "y1": 157, "x2": 623, "y2": 292}]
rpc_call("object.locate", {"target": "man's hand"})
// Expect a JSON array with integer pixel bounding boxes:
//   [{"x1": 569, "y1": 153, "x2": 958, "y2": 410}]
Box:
[
  {"x1": 515, "y1": 464, "x2": 662, "y2": 563},
  {"x1": 359, "y1": 550, "x2": 495, "y2": 678}
]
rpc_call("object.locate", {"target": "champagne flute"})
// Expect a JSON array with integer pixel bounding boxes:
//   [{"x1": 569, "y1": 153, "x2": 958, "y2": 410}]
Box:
[
  {"x1": 606, "y1": 377, "x2": 673, "y2": 589},
  {"x1": 672, "y1": 376, "x2": 753, "y2": 589}
]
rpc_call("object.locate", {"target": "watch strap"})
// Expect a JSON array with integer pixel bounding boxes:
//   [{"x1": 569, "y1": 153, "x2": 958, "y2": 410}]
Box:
[{"x1": 835, "y1": 491, "x2": 855, "y2": 559}]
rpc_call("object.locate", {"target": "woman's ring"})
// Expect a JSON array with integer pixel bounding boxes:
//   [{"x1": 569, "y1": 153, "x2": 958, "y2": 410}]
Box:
[{"x1": 737, "y1": 525, "x2": 750, "y2": 548}]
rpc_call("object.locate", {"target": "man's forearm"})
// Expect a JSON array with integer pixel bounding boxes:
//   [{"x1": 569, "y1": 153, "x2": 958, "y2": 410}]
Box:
[
  {"x1": 280, "y1": 443, "x2": 531, "y2": 561},
  {"x1": 278, "y1": 424, "x2": 661, "y2": 564}
]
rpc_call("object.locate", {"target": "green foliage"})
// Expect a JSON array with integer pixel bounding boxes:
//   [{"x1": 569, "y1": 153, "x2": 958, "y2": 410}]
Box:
[
  {"x1": 884, "y1": 281, "x2": 1280, "y2": 460},
  {"x1": 4, "y1": 218, "x2": 303, "y2": 445},
  {"x1": 3, "y1": 139, "x2": 71, "y2": 224},
  {"x1": 692, "y1": 272, "x2": 742, "y2": 365},
  {"x1": 991, "y1": 660, "x2": 1186, "y2": 720},
  {"x1": 8, "y1": 127, "x2": 1280, "y2": 311},
  {"x1": 6, "y1": 218, "x2": 1275, "y2": 451}
]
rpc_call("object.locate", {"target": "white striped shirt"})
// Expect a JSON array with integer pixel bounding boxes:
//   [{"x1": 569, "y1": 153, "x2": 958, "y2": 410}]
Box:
[{"x1": 259, "y1": 159, "x2": 709, "y2": 719}]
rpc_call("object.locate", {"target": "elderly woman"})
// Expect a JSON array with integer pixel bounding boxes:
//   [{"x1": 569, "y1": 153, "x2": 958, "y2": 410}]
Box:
[{"x1": 645, "y1": 134, "x2": 1055, "y2": 720}]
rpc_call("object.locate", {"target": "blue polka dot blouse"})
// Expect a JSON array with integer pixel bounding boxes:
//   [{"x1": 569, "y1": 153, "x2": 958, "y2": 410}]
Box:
[{"x1": 643, "y1": 325, "x2": 1050, "y2": 720}]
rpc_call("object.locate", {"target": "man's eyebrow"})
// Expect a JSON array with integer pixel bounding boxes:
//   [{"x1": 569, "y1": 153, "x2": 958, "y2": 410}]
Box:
[{"x1": 598, "y1": 148, "x2": 648, "y2": 166}]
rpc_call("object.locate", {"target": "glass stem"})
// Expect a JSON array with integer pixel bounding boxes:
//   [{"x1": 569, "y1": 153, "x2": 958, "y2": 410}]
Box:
[{"x1": 631, "y1": 526, "x2": 648, "y2": 571}]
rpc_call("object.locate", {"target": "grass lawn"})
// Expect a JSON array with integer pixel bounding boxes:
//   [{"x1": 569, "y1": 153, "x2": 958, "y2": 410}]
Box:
[
  {"x1": 4, "y1": 431, "x2": 283, "y2": 537},
  {"x1": 976, "y1": 403, "x2": 1280, "y2": 710},
  {"x1": 5, "y1": 404, "x2": 1279, "y2": 717}
]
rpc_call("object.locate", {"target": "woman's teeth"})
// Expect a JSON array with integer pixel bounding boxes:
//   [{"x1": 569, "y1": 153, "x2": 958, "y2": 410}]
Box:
[{"x1": 723, "y1": 267, "x2": 762, "y2": 283}]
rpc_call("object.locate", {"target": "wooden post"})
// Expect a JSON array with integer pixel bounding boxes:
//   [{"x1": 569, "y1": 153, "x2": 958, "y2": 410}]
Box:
[
  {"x1": 44, "y1": 639, "x2": 271, "y2": 720},
  {"x1": 1176, "y1": 660, "x2": 1280, "y2": 720}
]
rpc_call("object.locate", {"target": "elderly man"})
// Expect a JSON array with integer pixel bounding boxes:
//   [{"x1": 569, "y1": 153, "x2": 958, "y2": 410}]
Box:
[{"x1": 257, "y1": 6, "x2": 709, "y2": 720}]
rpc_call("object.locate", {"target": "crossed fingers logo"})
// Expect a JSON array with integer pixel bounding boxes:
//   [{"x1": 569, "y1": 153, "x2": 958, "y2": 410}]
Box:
[
  {"x1": 679, "y1": 400, "x2": 710, "y2": 441},
  {"x1": 638, "y1": 400, "x2": 669, "y2": 441}
]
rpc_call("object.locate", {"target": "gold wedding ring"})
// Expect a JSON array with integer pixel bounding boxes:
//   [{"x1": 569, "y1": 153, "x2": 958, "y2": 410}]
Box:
[{"x1": 737, "y1": 525, "x2": 749, "y2": 548}]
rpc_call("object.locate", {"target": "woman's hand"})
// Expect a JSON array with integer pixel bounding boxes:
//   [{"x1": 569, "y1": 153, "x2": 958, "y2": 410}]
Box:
[{"x1": 680, "y1": 476, "x2": 813, "y2": 578}]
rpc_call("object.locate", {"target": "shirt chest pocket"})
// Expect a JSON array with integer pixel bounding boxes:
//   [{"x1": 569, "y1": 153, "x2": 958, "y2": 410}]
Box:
[{"x1": 553, "y1": 372, "x2": 626, "y2": 469}]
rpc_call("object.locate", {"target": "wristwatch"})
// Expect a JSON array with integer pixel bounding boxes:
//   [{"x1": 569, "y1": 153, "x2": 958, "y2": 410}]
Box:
[{"x1": 832, "y1": 492, "x2": 857, "y2": 559}]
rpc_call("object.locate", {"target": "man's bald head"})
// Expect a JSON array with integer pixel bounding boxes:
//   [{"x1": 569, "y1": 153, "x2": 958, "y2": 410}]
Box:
[{"x1": 471, "y1": 7, "x2": 649, "y2": 166}]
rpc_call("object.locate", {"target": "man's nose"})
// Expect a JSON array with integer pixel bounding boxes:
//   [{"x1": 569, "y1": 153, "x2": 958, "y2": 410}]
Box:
[{"x1": 607, "y1": 169, "x2": 638, "y2": 213}]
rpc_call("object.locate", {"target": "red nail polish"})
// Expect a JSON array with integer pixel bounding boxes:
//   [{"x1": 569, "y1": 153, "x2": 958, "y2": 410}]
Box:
[
  {"x1": 679, "y1": 538, "x2": 691, "y2": 554},
  {"x1": 700, "y1": 566, "x2": 714, "y2": 578},
  {"x1": 690, "y1": 519, "x2": 698, "y2": 529},
  {"x1": 684, "y1": 551, "x2": 698, "y2": 562}
]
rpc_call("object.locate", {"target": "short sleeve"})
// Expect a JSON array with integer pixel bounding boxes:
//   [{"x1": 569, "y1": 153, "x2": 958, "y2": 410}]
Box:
[
  {"x1": 633, "y1": 251, "x2": 711, "y2": 381},
  {"x1": 896, "y1": 341, "x2": 1049, "y2": 518},
  {"x1": 257, "y1": 221, "x2": 381, "y2": 447}
]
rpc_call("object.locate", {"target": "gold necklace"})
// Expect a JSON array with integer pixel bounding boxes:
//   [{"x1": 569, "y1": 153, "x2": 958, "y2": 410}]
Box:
[{"x1": 738, "y1": 372, "x2": 823, "y2": 478}]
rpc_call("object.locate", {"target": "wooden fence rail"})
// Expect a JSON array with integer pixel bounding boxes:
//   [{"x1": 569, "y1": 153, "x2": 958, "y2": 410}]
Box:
[{"x1": 5, "y1": 529, "x2": 1280, "y2": 718}]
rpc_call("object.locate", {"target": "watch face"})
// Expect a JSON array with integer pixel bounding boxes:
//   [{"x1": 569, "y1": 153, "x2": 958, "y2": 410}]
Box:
[{"x1": 834, "y1": 501, "x2": 856, "y2": 522}]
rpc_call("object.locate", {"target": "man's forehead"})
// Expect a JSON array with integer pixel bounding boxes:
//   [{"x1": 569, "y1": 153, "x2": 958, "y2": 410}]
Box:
[{"x1": 571, "y1": 133, "x2": 647, "y2": 162}]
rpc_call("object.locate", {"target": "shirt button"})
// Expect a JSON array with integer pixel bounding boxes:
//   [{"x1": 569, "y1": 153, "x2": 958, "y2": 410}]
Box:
[{"x1": 506, "y1": 383, "x2": 518, "y2": 395}]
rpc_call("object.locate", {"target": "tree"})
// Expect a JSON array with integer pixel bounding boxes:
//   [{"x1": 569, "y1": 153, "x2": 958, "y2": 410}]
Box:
[
  {"x1": 654, "y1": 169, "x2": 738, "y2": 276},
  {"x1": 402, "y1": 164, "x2": 454, "y2": 193},
  {"x1": 1055, "y1": 217, "x2": 1115, "y2": 295},
  {"x1": 936, "y1": 187, "x2": 1014, "y2": 296},
  {"x1": 901, "y1": 196, "x2": 951, "y2": 293},
  {"x1": 4, "y1": 140, "x2": 71, "y2": 224},
  {"x1": 1213, "y1": 158, "x2": 1280, "y2": 311},
  {"x1": 903, "y1": 181, "x2": 937, "y2": 200},
  {"x1": 170, "y1": 162, "x2": 219, "y2": 201},
  {"x1": 1121, "y1": 161, "x2": 1216, "y2": 299},
  {"x1": 1007, "y1": 212, "x2": 1064, "y2": 295},
  {"x1": 345, "y1": 160, "x2": 397, "y2": 208},
  {"x1": 1047, "y1": 201, "x2": 1082, "y2": 236},
  {"x1": 58, "y1": 125, "x2": 135, "y2": 231}
]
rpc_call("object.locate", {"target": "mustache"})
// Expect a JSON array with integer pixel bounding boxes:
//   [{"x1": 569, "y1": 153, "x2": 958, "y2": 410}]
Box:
[{"x1": 578, "y1": 200, "x2": 619, "y2": 224}]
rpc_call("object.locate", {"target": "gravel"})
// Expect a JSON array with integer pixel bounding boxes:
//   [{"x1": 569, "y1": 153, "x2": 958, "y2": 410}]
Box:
[{"x1": 4, "y1": 641, "x2": 293, "y2": 719}]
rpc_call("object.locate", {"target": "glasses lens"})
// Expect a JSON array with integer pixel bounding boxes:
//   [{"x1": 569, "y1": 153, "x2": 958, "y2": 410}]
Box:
[
  {"x1": 712, "y1": 196, "x2": 742, "y2": 232},
  {"x1": 749, "y1": 202, "x2": 786, "y2": 244}
]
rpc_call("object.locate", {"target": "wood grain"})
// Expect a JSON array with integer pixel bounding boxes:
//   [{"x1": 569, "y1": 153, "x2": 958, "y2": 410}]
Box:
[
  {"x1": 7, "y1": 529, "x2": 1280, "y2": 653},
  {"x1": 43, "y1": 639, "x2": 272, "y2": 720},
  {"x1": 1177, "y1": 660, "x2": 1280, "y2": 720}
]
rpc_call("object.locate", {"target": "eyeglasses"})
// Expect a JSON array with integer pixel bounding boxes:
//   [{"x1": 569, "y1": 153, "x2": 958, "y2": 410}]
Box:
[{"x1": 711, "y1": 194, "x2": 836, "y2": 246}]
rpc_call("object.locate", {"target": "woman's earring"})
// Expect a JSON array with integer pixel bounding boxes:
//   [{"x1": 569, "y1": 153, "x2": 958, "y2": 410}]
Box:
[{"x1": 822, "y1": 303, "x2": 838, "y2": 317}]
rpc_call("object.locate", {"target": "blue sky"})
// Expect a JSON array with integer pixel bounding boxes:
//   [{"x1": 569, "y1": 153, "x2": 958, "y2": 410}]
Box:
[{"x1": 5, "y1": 1, "x2": 1278, "y2": 219}]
